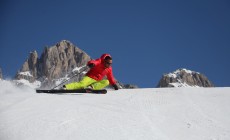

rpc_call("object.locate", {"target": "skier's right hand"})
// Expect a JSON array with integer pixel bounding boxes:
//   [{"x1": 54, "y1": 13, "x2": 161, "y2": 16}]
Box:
[{"x1": 88, "y1": 63, "x2": 95, "y2": 68}]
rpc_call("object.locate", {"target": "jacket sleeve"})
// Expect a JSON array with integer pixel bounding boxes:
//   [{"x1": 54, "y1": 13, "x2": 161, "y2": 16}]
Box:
[
  {"x1": 87, "y1": 58, "x2": 101, "y2": 66},
  {"x1": 107, "y1": 68, "x2": 116, "y2": 85}
]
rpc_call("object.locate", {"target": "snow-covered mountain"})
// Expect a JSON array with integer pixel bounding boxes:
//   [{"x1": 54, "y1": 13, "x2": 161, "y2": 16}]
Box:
[
  {"x1": 157, "y1": 68, "x2": 214, "y2": 88},
  {"x1": 0, "y1": 80, "x2": 229, "y2": 140}
]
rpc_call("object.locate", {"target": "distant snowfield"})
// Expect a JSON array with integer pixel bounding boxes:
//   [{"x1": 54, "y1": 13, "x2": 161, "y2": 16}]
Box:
[{"x1": 0, "y1": 80, "x2": 230, "y2": 140}]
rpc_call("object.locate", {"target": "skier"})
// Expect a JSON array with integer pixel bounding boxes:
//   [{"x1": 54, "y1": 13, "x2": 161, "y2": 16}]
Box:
[{"x1": 63, "y1": 54, "x2": 119, "y2": 90}]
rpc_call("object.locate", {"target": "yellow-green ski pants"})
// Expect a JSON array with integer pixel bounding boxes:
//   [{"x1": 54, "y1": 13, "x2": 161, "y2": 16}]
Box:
[{"x1": 65, "y1": 76, "x2": 109, "y2": 90}]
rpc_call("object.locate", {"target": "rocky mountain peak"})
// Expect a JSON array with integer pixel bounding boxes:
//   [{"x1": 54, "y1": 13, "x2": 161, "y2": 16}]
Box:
[
  {"x1": 14, "y1": 51, "x2": 38, "y2": 83},
  {"x1": 157, "y1": 68, "x2": 214, "y2": 87},
  {"x1": 40, "y1": 40, "x2": 91, "y2": 79},
  {"x1": 15, "y1": 40, "x2": 91, "y2": 88}
]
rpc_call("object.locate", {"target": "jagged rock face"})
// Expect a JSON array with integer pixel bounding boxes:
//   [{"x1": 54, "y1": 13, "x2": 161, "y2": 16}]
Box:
[
  {"x1": 0, "y1": 68, "x2": 2, "y2": 79},
  {"x1": 15, "y1": 51, "x2": 38, "y2": 82},
  {"x1": 15, "y1": 40, "x2": 91, "y2": 85},
  {"x1": 157, "y1": 68, "x2": 214, "y2": 88},
  {"x1": 39, "y1": 40, "x2": 90, "y2": 80}
]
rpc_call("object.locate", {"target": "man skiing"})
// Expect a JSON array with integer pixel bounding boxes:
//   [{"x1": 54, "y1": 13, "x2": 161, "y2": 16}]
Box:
[{"x1": 63, "y1": 54, "x2": 119, "y2": 90}]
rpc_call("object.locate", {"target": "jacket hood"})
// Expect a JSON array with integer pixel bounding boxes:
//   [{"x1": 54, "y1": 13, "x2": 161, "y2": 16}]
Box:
[{"x1": 100, "y1": 54, "x2": 112, "y2": 62}]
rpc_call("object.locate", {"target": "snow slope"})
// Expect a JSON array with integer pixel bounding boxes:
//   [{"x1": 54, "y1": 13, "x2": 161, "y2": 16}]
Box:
[{"x1": 0, "y1": 80, "x2": 230, "y2": 140}]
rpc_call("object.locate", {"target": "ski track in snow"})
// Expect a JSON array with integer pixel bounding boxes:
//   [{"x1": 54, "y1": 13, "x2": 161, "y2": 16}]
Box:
[{"x1": 0, "y1": 81, "x2": 230, "y2": 140}]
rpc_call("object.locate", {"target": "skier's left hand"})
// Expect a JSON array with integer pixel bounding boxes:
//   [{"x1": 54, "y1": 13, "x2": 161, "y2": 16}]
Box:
[{"x1": 113, "y1": 84, "x2": 119, "y2": 90}]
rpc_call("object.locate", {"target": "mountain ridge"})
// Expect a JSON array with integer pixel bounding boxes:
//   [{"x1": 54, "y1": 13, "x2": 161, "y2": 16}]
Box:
[
  {"x1": 12, "y1": 40, "x2": 214, "y2": 89},
  {"x1": 157, "y1": 68, "x2": 214, "y2": 87}
]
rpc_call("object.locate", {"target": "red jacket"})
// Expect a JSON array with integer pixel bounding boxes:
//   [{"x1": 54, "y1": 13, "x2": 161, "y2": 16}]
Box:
[{"x1": 86, "y1": 54, "x2": 116, "y2": 85}]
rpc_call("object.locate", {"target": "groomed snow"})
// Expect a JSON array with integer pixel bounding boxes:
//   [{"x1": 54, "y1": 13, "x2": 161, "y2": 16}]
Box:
[{"x1": 0, "y1": 80, "x2": 230, "y2": 140}]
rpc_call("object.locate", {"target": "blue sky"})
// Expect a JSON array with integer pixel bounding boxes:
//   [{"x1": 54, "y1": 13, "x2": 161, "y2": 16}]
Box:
[{"x1": 0, "y1": 0, "x2": 230, "y2": 87}]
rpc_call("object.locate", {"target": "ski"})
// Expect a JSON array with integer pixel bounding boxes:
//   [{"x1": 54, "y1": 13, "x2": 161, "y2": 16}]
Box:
[{"x1": 36, "y1": 89, "x2": 107, "y2": 94}]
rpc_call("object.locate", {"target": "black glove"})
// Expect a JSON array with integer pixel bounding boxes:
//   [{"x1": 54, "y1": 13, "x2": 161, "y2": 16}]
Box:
[
  {"x1": 113, "y1": 84, "x2": 119, "y2": 90},
  {"x1": 88, "y1": 63, "x2": 95, "y2": 68}
]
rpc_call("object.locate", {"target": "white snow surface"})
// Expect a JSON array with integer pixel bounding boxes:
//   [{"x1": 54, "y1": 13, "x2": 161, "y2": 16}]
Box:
[
  {"x1": 72, "y1": 65, "x2": 87, "y2": 74},
  {"x1": 0, "y1": 80, "x2": 230, "y2": 140},
  {"x1": 165, "y1": 68, "x2": 201, "y2": 87},
  {"x1": 167, "y1": 68, "x2": 196, "y2": 79},
  {"x1": 168, "y1": 79, "x2": 199, "y2": 88},
  {"x1": 13, "y1": 79, "x2": 41, "y2": 89},
  {"x1": 18, "y1": 71, "x2": 33, "y2": 77}
]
